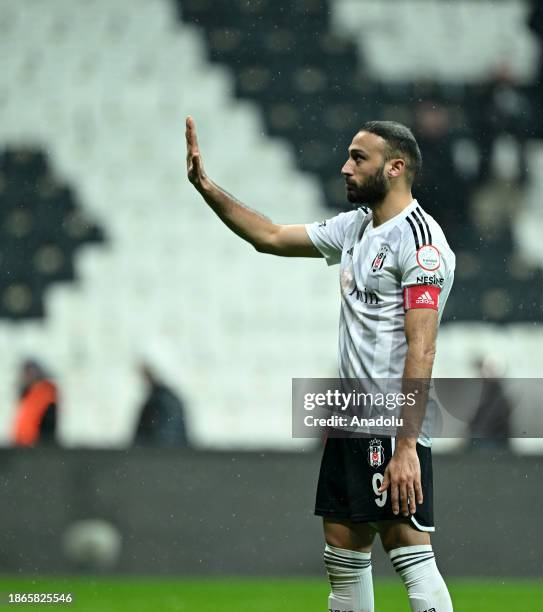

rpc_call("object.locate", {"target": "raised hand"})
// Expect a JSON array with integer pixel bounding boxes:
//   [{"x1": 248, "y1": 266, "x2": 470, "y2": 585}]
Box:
[{"x1": 185, "y1": 115, "x2": 208, "y2": 190}]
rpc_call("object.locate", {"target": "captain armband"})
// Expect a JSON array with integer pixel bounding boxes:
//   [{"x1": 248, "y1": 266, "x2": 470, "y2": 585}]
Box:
[{"x1": 403, "y1": 285, "x2": 441, "y2": 311}]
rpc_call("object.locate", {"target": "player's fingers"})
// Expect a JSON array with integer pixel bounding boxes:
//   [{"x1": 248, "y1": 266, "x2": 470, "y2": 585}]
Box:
[
  {"x1": 186, "y1": 115, "x2": 200, "y2": 156},
  {"x1": 185, "y1": 121, "x2": 194, "y2": 168},
  {"x1": 390, "y1": 481, "x2": 400, "y2": 515},
  {"x1": 414, "y1": 479, "x2": 424, "y2": 505},
  {"x1": 407, "y1": 484, "x2": 416, "y2": 515},
  {"x1": 185, "y1": 117, "x2": 192, "y2": 151},
  {"x1": 400, "y1": 483, "x2": 409, "y2": 517}
]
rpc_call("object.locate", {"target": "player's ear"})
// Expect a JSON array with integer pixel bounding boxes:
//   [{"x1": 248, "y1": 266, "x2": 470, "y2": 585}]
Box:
[{"x1": 387, "y1": 158, "x2": 405, "y2": 179}]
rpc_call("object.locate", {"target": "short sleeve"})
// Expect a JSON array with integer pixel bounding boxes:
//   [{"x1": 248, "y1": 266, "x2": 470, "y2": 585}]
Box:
[
  {"x1": 305, "y1": 210, "x2": 358, "y2": 266},
  {"x1": 399, "y1": 235, "x2": 449, "y2": 289}
]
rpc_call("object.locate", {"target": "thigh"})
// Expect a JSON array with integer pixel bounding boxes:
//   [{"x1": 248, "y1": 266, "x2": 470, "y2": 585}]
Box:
[
  {"x1": 323, "y1": 517, "x2": 376, "y2": 553},
  {"x1": 377, "y1": 518, "x2": 431, "y2": 553}
]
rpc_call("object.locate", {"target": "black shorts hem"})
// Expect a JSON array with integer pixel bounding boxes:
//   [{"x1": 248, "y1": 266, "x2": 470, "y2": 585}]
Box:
[{"x1": 314, "y1": 509, "x2": 435, "y2": 532}]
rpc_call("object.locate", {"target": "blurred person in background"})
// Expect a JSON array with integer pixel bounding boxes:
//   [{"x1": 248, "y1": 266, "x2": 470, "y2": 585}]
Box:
[
  {"x1": 471, "y1": 64, "x2": 532, "y2": 187},
  {"x1": 134, "y1": 363, "x2": 189, "y2": 447},
  {"x1": 528, "y1": 0, "x2": 543, "y2": 117},
  {"x1": 468, "y1": 356, "x2": 511, "y2": 452},
  {"x1": 413, "y1": 100, "x2": 470, "y2": 248},
  {"x1": 186, "y1": 116, "x2": 454, "y2": 612},
  {"x1": 12, "y1": 358, "x2": 57, "y2": 447}
]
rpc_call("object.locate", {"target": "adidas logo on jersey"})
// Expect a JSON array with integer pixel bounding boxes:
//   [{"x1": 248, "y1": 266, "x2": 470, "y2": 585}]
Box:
[{"x1": 415, "y1": 290, "x2": 434, "y2": 305}]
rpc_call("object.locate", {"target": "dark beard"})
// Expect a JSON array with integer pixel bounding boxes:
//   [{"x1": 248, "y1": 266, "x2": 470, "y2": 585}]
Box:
[{"x1": 346, "y1": 164, "x2": 389, "y2": 207}]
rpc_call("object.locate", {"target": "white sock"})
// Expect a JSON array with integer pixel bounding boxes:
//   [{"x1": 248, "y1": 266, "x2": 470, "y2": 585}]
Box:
[
  {"x1": 324, "y1": 544, "x2": 374, "y2": 612},
  {"x1": 389, "y1": 545, "x2": 453, "y2": 612}
]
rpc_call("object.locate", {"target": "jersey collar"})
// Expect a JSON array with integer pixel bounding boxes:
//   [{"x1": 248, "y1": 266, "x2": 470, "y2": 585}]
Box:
[{"x1": 366, "y1": 199, "x2": 419, "y2": 234}]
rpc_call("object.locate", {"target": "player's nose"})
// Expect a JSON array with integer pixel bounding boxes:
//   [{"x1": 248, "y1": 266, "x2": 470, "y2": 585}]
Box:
[{"x1": 341, "y1": 160, "x2": 353, "y2": 176}]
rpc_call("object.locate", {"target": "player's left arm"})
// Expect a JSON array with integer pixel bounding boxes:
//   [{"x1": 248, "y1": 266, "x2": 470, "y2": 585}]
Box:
[{"x1": 379, "y1": 307, "x2": 438, "y2": 518}]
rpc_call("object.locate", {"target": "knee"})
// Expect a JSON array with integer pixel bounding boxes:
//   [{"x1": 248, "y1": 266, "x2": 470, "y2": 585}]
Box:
[
  {"x1": 323, "y1": 518, "x2": 375, "y2": 552},
  {"x1": 379, "y1": 530, "x2": 402, "y2": 553},
  {"x1": 325, "y1": 532, "x2": 354, "y2": 550},
  {"x1": 379, "y1": 520, "x2": 431, "y2": 553}
]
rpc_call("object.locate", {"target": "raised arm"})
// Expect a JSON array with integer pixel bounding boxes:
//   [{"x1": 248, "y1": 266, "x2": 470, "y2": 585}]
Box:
[{"x1": 186, "y1": 116, "x2": 321, "y2": 258}]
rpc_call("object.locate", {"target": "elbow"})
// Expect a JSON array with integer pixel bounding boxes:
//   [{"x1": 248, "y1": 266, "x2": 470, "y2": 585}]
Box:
[
  {"x1": 408, "y1": 343, "x2": 436, "y2": 364},
  {"x1": 253, "y1": 240, "x2": 274, "y2": 254},
  {"x1": 419, "y1": 346, "x2": 437, "y2": 364},
  {"x1": 425, "y1": 347, "x2": 436, "y2": 364},
  {"x1": 253, "y1": 228, "x2": 279, "y2": 254}
]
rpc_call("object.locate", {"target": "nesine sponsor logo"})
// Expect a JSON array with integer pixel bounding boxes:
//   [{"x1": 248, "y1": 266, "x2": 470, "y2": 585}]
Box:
[
  {"x1": 416, "y1": 275, "x2": 444, "y2": 286},
  {"x1": 349, "y1": 285, "x2": 380, "y2": 304}
]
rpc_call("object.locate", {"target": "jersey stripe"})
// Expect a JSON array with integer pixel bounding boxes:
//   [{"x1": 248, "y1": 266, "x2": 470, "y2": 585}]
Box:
[
  {"x1": 411, "y1": 210, "x2": 428, "y2": 245},
  {"x1": 406, "y1": 216, "x2": 420, "y2": 250},
  {"x1": 416, "y1": 206, "x2": 432, "y2": 244}
]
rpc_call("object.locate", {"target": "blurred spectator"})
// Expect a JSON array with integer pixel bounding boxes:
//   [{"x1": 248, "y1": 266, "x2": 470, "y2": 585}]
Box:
[
  {"x1": 471, "y1": 65, "x2": 532, "y2": 186},
  {"x1": 468, "y1": 356, "x2": 511, "y2": 452},
  {"x1": 12, "y1": 359, "x2": 57, "y2": 446},
  {"x1": 412, "y1": 100, "x2": 470, "y2": 246},
  {"x1": 529, "y1": 1, "x2": 543, "y2": 94},
  {"x1": 135, "y1": 364, "x2": 189, "y2": 447}
]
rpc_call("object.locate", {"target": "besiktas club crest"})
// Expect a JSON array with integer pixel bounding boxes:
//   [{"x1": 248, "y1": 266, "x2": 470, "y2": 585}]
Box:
[
  {"x1": 371, "y1": 245, "x2": 389, "y2": 273},
  {"x1": 368, "y1": 439, "x2": 385, "y2": 467}
]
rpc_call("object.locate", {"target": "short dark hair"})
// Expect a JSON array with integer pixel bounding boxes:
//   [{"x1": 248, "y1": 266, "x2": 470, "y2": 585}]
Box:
[{"x1": 359, "y1": 120, "x2": 422, "y2": 184}]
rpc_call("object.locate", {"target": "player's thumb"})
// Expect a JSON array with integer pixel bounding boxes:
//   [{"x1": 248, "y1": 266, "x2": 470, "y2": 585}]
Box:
[
  {"x1": 378, "y1": 471, "x2": 390, "y2": 493},
  {"x1": 192, "y1": 153, "x2": 203, "y2": 176}
]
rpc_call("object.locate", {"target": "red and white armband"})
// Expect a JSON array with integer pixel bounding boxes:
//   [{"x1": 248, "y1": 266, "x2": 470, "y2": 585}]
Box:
[{"x1": 403, "y1": 285, "x2": 440, "y2": 311}]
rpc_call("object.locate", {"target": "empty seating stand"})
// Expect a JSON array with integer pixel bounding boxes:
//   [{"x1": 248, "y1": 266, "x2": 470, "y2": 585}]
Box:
[{"x1": 0, "y1": 148, "x2": 104, "y2": 320}]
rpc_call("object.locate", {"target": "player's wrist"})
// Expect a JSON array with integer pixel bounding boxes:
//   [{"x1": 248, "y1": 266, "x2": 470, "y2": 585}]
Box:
[
  {"x1": 395, "y1": 436, "x2": 417, "y2": 451},
  {"x1": 196, "y1": 176, "x2": 213, "y2": 194}
]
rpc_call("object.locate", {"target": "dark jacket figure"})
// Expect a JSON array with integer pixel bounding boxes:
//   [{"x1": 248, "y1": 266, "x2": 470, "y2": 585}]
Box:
[
  {"x1": 469, "y1": 378, "x2": 512, "y2": 441},
  {"x1": 13, "y1": 359, "x2": 57, "y2": 446},
  {"x1": 469, "y1": 359, "x2": 511, "y2": 451},
  {"x1": 135, "y1": 366, "x2": 189, "y2": 447}
]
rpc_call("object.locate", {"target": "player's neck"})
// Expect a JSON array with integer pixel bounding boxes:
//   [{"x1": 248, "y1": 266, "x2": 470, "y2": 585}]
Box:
[{"x1": 370, "y1": 191, "x2": 414, "y2": 227}]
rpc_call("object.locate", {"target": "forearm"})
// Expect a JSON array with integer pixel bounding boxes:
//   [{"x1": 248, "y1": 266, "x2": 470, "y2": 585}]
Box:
[
  {"x1": 197, "y1": 179, "x2": 278, "y2": 252},
  {"x1": 397, "y1": 346, "x2": 435, "y2": 447},
  {"x1": 186, "y1": 116, "x2": 319, "y2": 258},
  {"x1": 403, "y1": 344, "x2": 435, "y2": 380}
]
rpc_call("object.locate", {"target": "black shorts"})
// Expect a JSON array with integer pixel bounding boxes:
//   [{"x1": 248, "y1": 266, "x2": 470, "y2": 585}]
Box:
[{"x1": 315, "y1": 436, "x2": 434, "y2": 532}]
